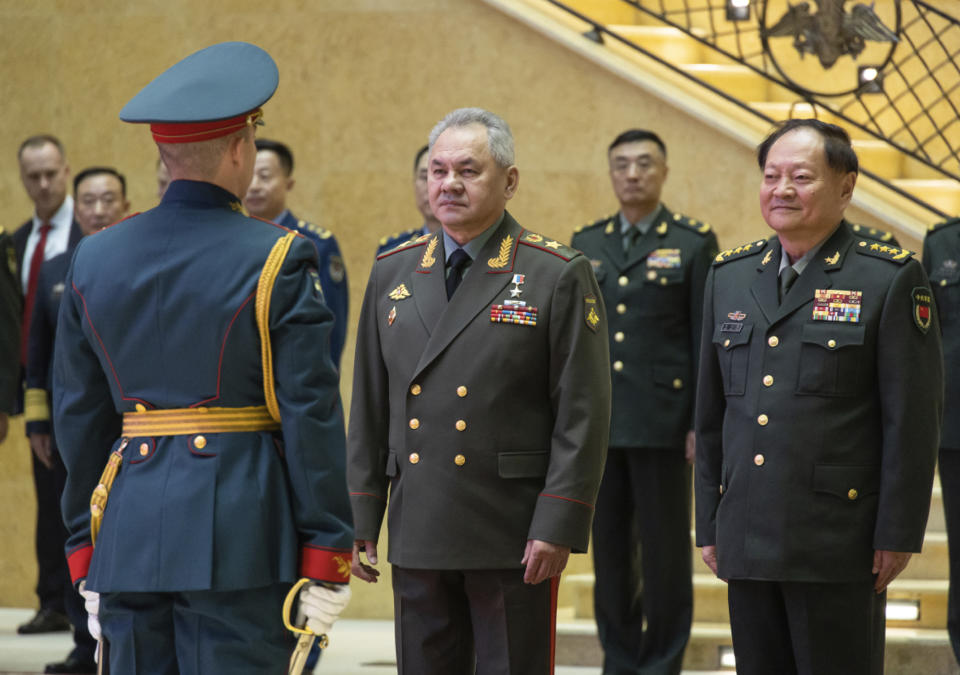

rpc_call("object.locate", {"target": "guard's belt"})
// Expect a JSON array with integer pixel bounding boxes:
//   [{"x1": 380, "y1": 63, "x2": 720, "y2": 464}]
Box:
[{"x1": 121, "y1": 405, "x2": 281, "y2": 437}]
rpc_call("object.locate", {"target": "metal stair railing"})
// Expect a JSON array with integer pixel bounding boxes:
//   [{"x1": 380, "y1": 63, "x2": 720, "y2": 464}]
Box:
[{"x1": 540, "y1": 0, "x2": 958, "y2": 218}]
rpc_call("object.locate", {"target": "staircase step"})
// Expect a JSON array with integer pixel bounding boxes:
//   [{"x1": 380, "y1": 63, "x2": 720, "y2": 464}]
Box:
[
  {"x1": 556, "y1": 619, "x2": 959, "y2": 673},
  {"x1": 855, "y1": 139, "x2": 905, "y2": 180},
  {"x1": 560, "y1": 0, "x2": 651, "y2": 25},
  {"x1": 891, "y1": 179, "x2": 960, "y2": 215},
  {"x1": 681, "y1": 63, "x2": 768, "y2": 101},
  {"x1": 562, "y1": 571, "x2": 950, "y2": 629},
  {"x1": 609, "y1": 24, "x2": 707, "y2": 65}
]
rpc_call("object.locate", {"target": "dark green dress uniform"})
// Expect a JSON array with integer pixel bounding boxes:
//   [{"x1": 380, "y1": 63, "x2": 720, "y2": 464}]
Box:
[
  {"x1": 572, "y1": 207, "x2": 717, "y2": 675},
  {"x1": 696, "y1": 221, "x2": 943, "y2": 675},
  {"x1": 923, "y1": 216, "x2": 960, "y2": 664},
  {"x1": 349, "y1": 212, "x2": 611, "y2": 675}
]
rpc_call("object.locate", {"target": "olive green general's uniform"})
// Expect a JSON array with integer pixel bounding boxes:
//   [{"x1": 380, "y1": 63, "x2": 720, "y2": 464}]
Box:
[
  {"x1": 349, "y1": 211, "x2": 611, "y2": 675},
  {"x1": 572, "y1": 207, "x2": 717, "y2": 675},
  {"x1": 922, "y1": 216, "x2": 960, "y2": 665},
  {"x1": 695, "y1": 221, "x2": 943, "y2": 675}
]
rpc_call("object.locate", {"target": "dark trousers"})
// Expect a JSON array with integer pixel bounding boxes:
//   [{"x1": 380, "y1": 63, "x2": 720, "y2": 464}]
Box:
[
  {"x1": 940, "y1": 448, "x2": 960, "y2": 665},
  {"x1": 33, "y1": 442, "x2": 96, "y2": 660},
  {"x1": 32, "y1": 449, "x2": 69, "y2": 613},
  {"x1": 727, "y1": 579, "x2": 885, "y2": 675},
  {"x1": 391, "y1": 566, "x2": 558, "y2": 675},
  {"x1": 99, "y1": 584, "x2": 294, "y2": 675},
  {"x1": 592, "y1": 447, "x2": 692, "y2": 675}
]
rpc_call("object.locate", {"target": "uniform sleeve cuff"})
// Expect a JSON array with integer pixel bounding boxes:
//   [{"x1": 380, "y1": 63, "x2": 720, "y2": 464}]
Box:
[
  {"x1": 300, "y1": 545, "x2": 352, "y2": 583},
  {"x1": 67, "y1": 544, "x2": 93, "y2": 585},
  {"x1": 24, "y1": 388, "x2": 50, "y2": 424}
]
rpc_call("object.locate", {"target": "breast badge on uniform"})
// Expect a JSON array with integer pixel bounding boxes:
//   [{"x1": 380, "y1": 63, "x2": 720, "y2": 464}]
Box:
[
  {"x1": 647, "y1": 248, "x2": 681, "y2": 269},
  {"x1": 721, "y1": 311, "x2": 747, "y2": 332},
  {"x1": 308, "y1": 268, "x2": 324, "y2": 299},
  {"x1": 491, "y1": 273, "x2": 537, "y2": 326},
  {"x1": 912, "y1": 287, "x2": 933, "y2": 334},
  {"x1": 584, "y1": 293, "x2": 601, "y2": 332},
  {"x1": 812, "y1": 289, "x2": 862, "y2": 322},
  {"x1": 388, "y1": 283, "x2": 411, "y2": 301},
  {"x1": 328, "y1": 255, "x2": 345, "y2": 283},
  {"x1": 388, "y1": 305, "x2": 397, "y2": 326}
]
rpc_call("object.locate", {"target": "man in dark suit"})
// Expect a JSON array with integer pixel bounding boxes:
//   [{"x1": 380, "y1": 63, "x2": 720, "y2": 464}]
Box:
[
  {"x1": 25, "y1": 166, "x2": 130, "y2": 674},
  {"x1": 695, "y1": 119, "x2": 943, "y2": 675},
  {"x1": 53, "y1": 42, "x2": 353, "y2": 674},
  {"x1": 572, "y1": 129, "x2": 717, "y2": 675},
  {"x1": 0, "y1": 227, "x2": 20, "y2": 443},
  {"x1": 13, "y1": 134, "x2": 82, "y2": 636},
  {"x1": 376, "y1": 145, "x2": 442, "y2": 255},
  {"x1": 243, "y1": 138, "x2": 348, "y2": 367},
  {"x1": 349, "y1": 107, "x2": 611, "y2": 674},
  {"x1": 922, "y1": 215, "x2": 960, "y2": 666}
]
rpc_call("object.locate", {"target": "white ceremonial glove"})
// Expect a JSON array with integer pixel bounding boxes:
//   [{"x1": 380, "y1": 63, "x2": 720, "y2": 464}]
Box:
[
  {"x1": 78, "y1": 580, "x2": 101, "y2": 641},
  {"x1": 298, "y1": 582, "x2": 351, "y2": 636}
]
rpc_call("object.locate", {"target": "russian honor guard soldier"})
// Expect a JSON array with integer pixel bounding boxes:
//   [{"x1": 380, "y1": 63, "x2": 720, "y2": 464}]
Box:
[
  {"x1": 244, "y1": 138, "x2": 349, "y2": 367},
  {"x1": 572, "y1": 129, "x2": 717, "y2": 675},
  {"x1": 695, "y1": 118, "x2": 943, "y2": 675},
  {"x1": 376, "y1": 145, "x2": 443, "y2": 255},
  {"x1": 923, "y1": 215, "x2": 960, "y2": 666},
  {"x1": 348, "y1": 107, "x2": 611, "y2": 674},
  {"x1": 52, "y1": 42, "x2": 353, "y2": 674}
]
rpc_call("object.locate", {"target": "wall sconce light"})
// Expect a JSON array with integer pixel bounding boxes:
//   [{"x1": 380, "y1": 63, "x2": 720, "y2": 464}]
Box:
[
  {"x1": 858, "y1": 65, "x2": 884, "y2": 93},
  {"x1": 726, "y1": 0, "x2": 751, "y2": 21}
]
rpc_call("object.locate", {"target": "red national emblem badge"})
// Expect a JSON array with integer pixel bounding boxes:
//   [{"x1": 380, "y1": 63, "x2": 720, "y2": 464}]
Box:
[{"x1": 912, "y1": 287, "x2": 932, "y2": 334}]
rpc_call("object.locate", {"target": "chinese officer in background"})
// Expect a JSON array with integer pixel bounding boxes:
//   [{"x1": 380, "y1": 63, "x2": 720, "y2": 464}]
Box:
[
  {"x1": 695, "y1": 118, "x2": 943, "y2": 675},
  {"x1": 376, "y1": 144, "x2": 442, "y2": 255},
  {"x1": 26, "y1": 166, "x2": 129, "y2": 674},
  {"x1": 349, "y1": 107, "x2": 611, "y2": 674},
  {"x1": 572, "y1": 129, "x2": 717, "y2": 675},
  {"x1": 923, "y1": 214, "x2": 960, "y2": 667},
  {"x1": 244, "y1": 138, "x2": 348, "y2": 367},
  {"x1": 53, "y1": 42, "x2": 353, "y2": 674}
]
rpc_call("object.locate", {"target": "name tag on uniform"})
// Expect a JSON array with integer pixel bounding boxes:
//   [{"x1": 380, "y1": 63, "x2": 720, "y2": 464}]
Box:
[
  {"x1": 647, "y1": 248, "x2": 681, "y2": 269},
  {"x1": 720, "y1": 322, "x2": 743, "y2": 332},
  {"x1": 812, "y1": 289, "x2": 862, "y2": 323}
]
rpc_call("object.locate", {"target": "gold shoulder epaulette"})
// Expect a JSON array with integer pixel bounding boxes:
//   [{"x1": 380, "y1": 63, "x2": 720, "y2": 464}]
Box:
[
  {"x1": 713, "y1": 239, "x2": 768, "y2": 266},
  {"x1": 574, "y1": 215, "x2": 615, "y2": 236},
  {"x1": 376, "y1": 233, "x2": 430, "y2": 260},
  {"x1": 519, "y1": 231, "x2": 578, "y2": 261},
  {"x1": 850, "y1": 223, "x2": 896, "y2": 243},
  {"x1": 670, "y1": 212, "x2": 712, "y2": 235},
  {"x1": 928, "y1": 217, "x2": 960, "y2": 233},
  {"x1": 854, "y1": 240, "x2": 913, "y2": 264},
  {"x1": 299, "y1": 220, "x2": 332, "y2": 239}
]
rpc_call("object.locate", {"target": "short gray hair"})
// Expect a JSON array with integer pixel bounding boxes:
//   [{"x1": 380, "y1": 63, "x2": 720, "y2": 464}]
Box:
[{"x1": 428, "y1": 108, "x2": 515, "y2": 168}]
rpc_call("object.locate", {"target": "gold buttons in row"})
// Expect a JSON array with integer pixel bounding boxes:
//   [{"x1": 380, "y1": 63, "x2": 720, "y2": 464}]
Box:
[
  {"x1": 411, "y1": 383, "x2": 468, "y2": 398},
  {"x1": 408, "y1": 452, "x2": 467, "y2": 467}
]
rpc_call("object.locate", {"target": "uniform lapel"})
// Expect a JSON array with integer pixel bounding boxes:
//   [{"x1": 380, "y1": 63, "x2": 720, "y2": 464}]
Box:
[
  {"x1": 411, "y1": 234, "x2": 446, "y2": 335},
  {"x1": 412, "y1": 214, "x2": 520, "y2": 379},
  {"x1": 750, "y1": 239, "x2": 781, "y2": 324},
  {"x1": 624, "y1": 223, "x2": 663, "y2": 270},
  {"x1": 603, "y1": 213, "x2": 627, "y2": 271}
]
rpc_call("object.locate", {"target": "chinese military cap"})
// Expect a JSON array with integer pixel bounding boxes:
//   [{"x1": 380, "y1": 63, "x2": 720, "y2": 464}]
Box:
[{"x1": 119, "y1": 41, "x2": 278, "y2": 144}]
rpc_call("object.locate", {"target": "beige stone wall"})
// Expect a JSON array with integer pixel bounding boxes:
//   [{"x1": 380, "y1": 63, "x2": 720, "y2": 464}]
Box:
[{"x1": 0, "y1": 0, "x2": 910, "y2": 612}]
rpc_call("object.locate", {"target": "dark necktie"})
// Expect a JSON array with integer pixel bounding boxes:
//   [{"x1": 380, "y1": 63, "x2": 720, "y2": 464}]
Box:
[
  {"x1": 779, "y1": 266, "x2": 799, "y2": 303},
  {"x1": 623, "y1": 226, "x2": 642, "y2": 253},
  {"x1": 21, "y1": 222, "x2": 52, "y2": 363},
  {"x1": 446, "y1": 248, "x2": 471, "y2": 300}
]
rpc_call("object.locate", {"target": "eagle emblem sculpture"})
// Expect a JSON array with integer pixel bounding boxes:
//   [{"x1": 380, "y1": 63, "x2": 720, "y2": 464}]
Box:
[{"x1": 764, "y1": 0, "x2": 899, "y2": 68}]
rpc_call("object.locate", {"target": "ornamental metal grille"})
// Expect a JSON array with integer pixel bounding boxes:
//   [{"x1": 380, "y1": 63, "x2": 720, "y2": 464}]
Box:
[{"x1": 546, "y1": 0, "x2": 959, "y2": 213}]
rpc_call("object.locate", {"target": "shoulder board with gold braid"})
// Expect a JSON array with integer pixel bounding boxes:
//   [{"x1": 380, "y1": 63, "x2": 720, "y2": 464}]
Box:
[
  {"x1": 669, "y1": 212, "x2": 712, "y2": 236},
  {"x1": 573, "y1": 215, "x2": 615, "y2": 235},
  {"x1": 928, "y1": 217, "x2": 960, "y2": 234},
  {"x1": 853, "y1": 240, "x2": 913, "y2": 264},
  {"x1": 850, "y1": 223, "x2": 896, "y2": 243},
  {"x1": 256, "y1": 232, "x2": 298, "y2": 423},
  {"x1": 713, "y1": 239, "x2": 769, "y2": 266},
  {"x1": 378, "y1": 226, "x2": 421, "y2": 247},
  {"x1": 519, "y1": 231, "x2": 578, "y2": 261},
  {"x1": 376, "y1": 233, "x2": 431, "y2": 260},
  {"x1": 299, "y1": 219, "x2": 333, "y2": 239}
]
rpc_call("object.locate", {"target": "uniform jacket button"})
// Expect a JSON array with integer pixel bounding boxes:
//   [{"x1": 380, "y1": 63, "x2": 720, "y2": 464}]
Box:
[
  {"x1": 455, "y1": 420, "x2": 467, "y2": 431},
  {"x1": 763, "y1": 375, "x2": 774, "y2": 387},
  {"x1": 616, "y1": 303, "x2": 627, "y2": 315},
  {"x1": 757, "y1": 414, "x2": 769, "y2": 426},
  {"x1": 613, "y1": 360, "x2": 624, "y2": 372},
  {"x1": 754, "y1": 454, "x2": 765, "y2": 466},
  {"x1": 454, "y1": 454, "x2": 466, "y2": 466},
  {"x1": 139, "y1": 442, "x2": 149, "y2": 456},
  {"x1": 410, "y1": 384, "x2": 422, "y2": 396},
  {"x1": 457, "y1": 386, "x2": 467, "y2": 397},
  {"x1": 193, "y1": 435, "x2": 207, "y2": 449},
  {"x1": 768, "y1": 335, "x2": 779, "y2": 347},
  {"x1": 848, "y1": 488, "x2": 858, "y2": 500},
  {"x1": 409, "y1": 418, "x2": 420, "y2": 430},
  {"x1": 409, "y1": 452, "x2": 420, "y2": 464},
  {"x1": 618, "y1": 275, "x2": 629, "y2": 286}
]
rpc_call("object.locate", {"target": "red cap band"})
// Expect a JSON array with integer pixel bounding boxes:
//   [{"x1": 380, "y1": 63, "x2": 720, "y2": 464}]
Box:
[{"x1": 151, "y1": 109, "x2": 262, "y2": 144}]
